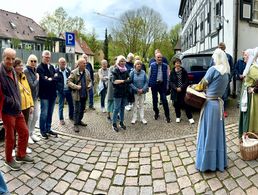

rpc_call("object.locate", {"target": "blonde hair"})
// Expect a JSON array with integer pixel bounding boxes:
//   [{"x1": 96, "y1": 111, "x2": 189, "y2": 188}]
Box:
[
  {"x1": 134, "y1": 59, "x2": 142, "y2": 67},
  {"x1": 27, "y1": 54, "x2": 38, "y2": 65},
  {"x1": 116, "y1": 55, "x2": 126, "y2": 65}
]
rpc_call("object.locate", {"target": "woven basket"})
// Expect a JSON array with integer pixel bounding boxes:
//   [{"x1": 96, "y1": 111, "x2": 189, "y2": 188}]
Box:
[{"x1": 240, "y1": 132, "x2": 258, "y2": 161}]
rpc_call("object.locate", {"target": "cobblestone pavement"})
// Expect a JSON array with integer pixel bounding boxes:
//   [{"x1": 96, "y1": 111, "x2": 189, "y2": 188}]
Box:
[
  {"x1": 50, "y1": 94, "x2": 239, "y2": 142},
  {"x1": 1, "y1": 95, "x2": 257, "y2": 194},
  {"x1": 1, "y1": 123, "x2": 258, "y2": 194}
]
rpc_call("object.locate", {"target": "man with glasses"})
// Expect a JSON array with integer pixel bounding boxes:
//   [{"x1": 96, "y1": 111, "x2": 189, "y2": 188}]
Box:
[{"x1": 37, "y1": 50, "x2": 58, "y2": 139}]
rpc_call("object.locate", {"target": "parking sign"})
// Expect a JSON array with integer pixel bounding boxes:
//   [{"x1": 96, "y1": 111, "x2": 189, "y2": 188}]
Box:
[{"x1": 65, "y1": 32, "x2": 75, "y2": 46}]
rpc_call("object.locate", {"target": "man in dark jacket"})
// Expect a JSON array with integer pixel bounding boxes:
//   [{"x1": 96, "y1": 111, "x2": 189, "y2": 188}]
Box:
[
  {"x1": 0, "y1": 48, "x2": 34, "y2": 171},
  {"x1": 82, "y1": 54, "x2": 95, "y2": 110},
  {"x1": 56, "y1": 57, "x2": 74, "y2": 125},
  {"x1": 37, "y1": 50, "x2": 58, "y2": 139},
  {"x1": 148, "y1": 52, "x2": 170, "y2": 123}
]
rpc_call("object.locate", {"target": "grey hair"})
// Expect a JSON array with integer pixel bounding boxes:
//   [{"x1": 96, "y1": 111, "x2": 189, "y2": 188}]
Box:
[
  {"x1": 58, "y1": 57, "x2": 66, "y2": 63},
  {"x1": 42, "y1": 50, "x2": 51, "y2": 57}
]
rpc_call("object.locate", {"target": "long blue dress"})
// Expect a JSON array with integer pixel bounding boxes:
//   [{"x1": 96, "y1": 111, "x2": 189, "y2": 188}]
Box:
[{"x1": 196, "y1": 67, "x2": 229, "y2": 172}]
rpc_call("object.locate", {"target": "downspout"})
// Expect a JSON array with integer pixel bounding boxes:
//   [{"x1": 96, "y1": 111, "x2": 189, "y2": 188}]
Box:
[
  {"x1": 233, "y1": 0, "x2": 239, "y2": 97},
  {"x1": 234, "y1": 0, "x2": 239, "y2": 62}
]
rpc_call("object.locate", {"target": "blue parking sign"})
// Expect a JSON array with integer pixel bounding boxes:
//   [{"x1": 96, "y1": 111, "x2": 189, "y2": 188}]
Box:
[{"x1": 65, "y1": 32, "x2": 75, "y2": 46}]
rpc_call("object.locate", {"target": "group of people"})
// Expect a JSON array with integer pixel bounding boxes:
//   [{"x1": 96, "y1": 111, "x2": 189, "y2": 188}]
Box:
[
  {"x1": 1, "y1": 41, "x2": 257, "y2": 177},
  {"x1": 0, "y1": 48, "x2": 96, "y2": 171},
  {"x1": 97, "y1": 50, "x2": 196, "y2": 132}
]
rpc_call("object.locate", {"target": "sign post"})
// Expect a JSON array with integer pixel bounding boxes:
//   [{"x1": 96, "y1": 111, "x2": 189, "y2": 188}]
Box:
[{"x1": 65, "y1": 32, "x2": 75, "y2": 53}]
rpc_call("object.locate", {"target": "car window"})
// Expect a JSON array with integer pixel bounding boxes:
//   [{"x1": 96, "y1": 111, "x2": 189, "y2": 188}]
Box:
[{"x1": 181, "y1": 55, "x2": 212, "y2": 72}]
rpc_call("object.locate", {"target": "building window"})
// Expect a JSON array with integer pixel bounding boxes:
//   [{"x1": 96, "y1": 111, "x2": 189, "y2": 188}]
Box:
[
  {"x1": 254, "y1": 0, "x2": 258, "y2": 21},
  {"x1": 9, "y1": 21, "x2": 16, "y2": 29},
  {"x1": 28, "y1": 26, "x2": 34, "y2": 32}
]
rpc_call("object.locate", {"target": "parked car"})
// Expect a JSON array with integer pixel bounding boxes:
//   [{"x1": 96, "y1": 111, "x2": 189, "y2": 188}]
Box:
[{"x1": 180, "y1": 53, "x2": 213, "y2": 84}]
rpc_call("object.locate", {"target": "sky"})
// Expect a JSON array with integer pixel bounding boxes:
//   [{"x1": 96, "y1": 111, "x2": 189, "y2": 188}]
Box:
[{"x1": 0, "y1": 0, "x2": 181, "y2": 40}]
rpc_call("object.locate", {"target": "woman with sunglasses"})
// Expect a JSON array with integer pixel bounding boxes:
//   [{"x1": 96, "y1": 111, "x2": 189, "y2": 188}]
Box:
[
  {"x1": 13, "y1": 58, "x2": 34, "y2": 155},
  {"x1": 24, "y1": 55, "x2": 41, "y2": 143}
]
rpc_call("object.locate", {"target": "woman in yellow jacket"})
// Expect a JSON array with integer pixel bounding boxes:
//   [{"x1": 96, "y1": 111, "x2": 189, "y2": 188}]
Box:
[
  {"x1": 14, "y1": 58, "x2": 34, "y2": 122},
  {"x1": 14, "y1": 58, "x2": 34, "y2": 154}
]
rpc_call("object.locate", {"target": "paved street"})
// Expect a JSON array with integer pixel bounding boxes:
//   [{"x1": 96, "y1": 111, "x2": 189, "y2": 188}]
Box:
[{"x1": 1, "y1": 96, "x2": 258, "y2": 194}]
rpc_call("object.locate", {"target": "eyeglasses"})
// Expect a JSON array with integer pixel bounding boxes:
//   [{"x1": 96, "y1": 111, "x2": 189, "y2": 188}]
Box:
[{"x1": 31, "y1": 60, "x2": 37, "y2": 63}]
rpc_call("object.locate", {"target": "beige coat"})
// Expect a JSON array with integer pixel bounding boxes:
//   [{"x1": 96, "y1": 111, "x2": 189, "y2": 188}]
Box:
[{"x1": 68, "y1": 68, "x2": 92, "y2": 101}]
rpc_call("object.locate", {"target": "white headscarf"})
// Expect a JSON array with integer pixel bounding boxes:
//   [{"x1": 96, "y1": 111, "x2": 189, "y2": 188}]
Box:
[
  {"x1": 212, "y1": 48, "x2": 230, "y2": 75},
  {"x1": 243, "y1": 47, "x2": 258, "y2": 76}
]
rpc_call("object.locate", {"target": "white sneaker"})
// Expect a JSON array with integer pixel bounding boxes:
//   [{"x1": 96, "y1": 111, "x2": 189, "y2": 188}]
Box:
[
  {"x1": 31, "y1": 134, "x2": 41, "y2": 142},
  {"x1": 176, "y1": 118, "x2": 181, "y2": 123},
  {"x1": 131, "y1": 119, "x2": 136, "y2": 124},
  {"x1": 26, "y1": 147, "x2": 32, "y2": 154},
  {"x1": 28, "y1": 136, "x2": 34, "y2": 144},
  {"x1": 12, "y1": 149, "x2": 15, "y2": 157},
  {"x1": 141, "y1": 119, "x2": 147, "y2": 125},
  {"x1": 101, "y1": 107, "x2": 106, "y2": 113},
  {"x1": 189, "y1": 118, "x2": 195, "y2": 124}
]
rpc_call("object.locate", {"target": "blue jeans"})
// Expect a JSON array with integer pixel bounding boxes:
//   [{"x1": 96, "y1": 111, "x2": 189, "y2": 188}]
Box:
[
  {"x1": 112, "y1": 97, "x2": 127, "y2": 124},
  {"x1": 0, "y1": 171, "x2": 8, "y2": 194},
  {"x1": 74, "y1": 97, "x2": 87, "y2": 125},
  {"x1": 100, "y1": 87, "x2": 107, "y2": 108},
  {"x1": 39, "y1": 98, "x2": 56, "y2": 135},
  {"x1": 58, "y1": 90, "x2": 74, "y2": 120},
  {"x1": 89, "y1": 87, "x2": 94, "y2": 107},
  {"x1": 151, "y1": 84, "x2": 170, "y2": 119}
]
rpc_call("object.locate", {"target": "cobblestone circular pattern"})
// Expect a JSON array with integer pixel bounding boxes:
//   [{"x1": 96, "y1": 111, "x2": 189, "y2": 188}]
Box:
[{"x1": 52, "y1": 95, "x2": 239, "y2": 143}]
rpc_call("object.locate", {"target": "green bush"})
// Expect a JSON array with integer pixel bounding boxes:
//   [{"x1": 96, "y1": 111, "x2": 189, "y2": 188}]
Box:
[{"x1": 94, "y1": 62, "x2": 100, "y2": 70}]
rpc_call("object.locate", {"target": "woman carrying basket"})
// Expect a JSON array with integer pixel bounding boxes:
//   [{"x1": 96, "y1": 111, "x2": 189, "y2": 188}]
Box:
[{"x1": 194, "y1": 48, "x2": 230, "y2": 172}]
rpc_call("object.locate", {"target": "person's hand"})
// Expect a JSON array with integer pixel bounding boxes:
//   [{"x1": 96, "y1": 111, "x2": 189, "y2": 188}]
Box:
[
  {"x1": 36, "y1": 73, "x2": 39, "y2": 80},
  {"x1": 239, "y1": 75, "x2": 244, "y2": 80},
  {"x1": 176, "y1": 87, "x2": 182, "y2": 92},
  {"x1": 30, "y1": 107, "x2": 34, "y2": 114},
  {"x1": 48, "y1": 78, "x2": 52, "y2": 81},
  {"x1": 54, "y1": 73, "x2": 58, "y2": 77},
  {"x1": 248, "y1": 87, "x2": 254, "y2": 93},
  {"x1": 45, "y1": 76, "x2": 48, "y2": 79},
  {"x1": 77, "y1": 85, "x2": 82, "y2": 90}
]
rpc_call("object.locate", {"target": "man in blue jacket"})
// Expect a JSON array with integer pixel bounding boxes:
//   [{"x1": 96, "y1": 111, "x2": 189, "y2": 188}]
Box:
[
  {"x1": 149, "y1": 52, "x2": 170, "y2": 123},
  {"x1": 56, "y1": 57, "x2": 74, "y2": 125}
]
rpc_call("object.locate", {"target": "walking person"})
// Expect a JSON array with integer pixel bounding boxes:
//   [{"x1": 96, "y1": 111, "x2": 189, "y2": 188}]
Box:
[
  {"x1": 0, "y1": 48, "x2": 34, "y2": 171},
  {"x1": 170, "y1": 58, "x2": 194, "y2": 124},
  {"x1": 68, "y1": 58, "x2": 91, "y2": 132},
  {"x1": 148, "y1": 52, "x2": 171, "y2": 123},
  {"x1": 112, "y1": 55, "x2": 132, "y2": 132},
  {"x1": 195, "y1": 48, "x2": 230, "y2": 172},
  {"x1": 56, "y1": 57, "x2": 74, "y2": 125},
  {"x1": 24, "y1": 54, "x2": 41, "y2": 143},
  {"x1": 98, "y1": 59, "x2": 109, "y2": 113},
  {"x1": 37, "y1": 50, "x2": 58, "y2": 139},
  {"x1": 130, "y1": 60, "x2": 148, "y2": 124}
]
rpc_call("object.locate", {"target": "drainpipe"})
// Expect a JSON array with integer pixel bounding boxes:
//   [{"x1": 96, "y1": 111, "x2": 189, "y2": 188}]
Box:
[{"x1": 233, "y1": 0, "x2": 239, "y2": 97}]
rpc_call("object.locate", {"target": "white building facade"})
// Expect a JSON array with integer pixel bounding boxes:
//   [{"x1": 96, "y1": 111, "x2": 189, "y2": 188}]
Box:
[{"x1": 179, "y1": 0, "x2": 258, "y2": 61}]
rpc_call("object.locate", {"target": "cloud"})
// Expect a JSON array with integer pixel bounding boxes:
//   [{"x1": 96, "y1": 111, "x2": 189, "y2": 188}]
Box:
[{"x1": 0, "y1": 0, "x2": 181, "y2": 39}]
